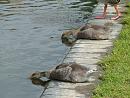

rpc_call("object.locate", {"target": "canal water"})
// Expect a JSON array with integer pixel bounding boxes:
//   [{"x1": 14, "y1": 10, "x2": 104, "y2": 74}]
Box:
[{"x1": 0, "y1": 0, "x2": 97, "y2": 98}]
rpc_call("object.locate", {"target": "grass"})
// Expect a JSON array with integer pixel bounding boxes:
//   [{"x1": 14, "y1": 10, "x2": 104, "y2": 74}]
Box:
[{"x1": 92, "y1": 4, "x2": 130, "y2": 98}]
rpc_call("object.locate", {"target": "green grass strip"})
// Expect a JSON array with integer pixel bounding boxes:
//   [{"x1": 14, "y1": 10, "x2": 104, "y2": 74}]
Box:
[{"x1": 92, "y1": 4, "x2": 130, "y2": 98}]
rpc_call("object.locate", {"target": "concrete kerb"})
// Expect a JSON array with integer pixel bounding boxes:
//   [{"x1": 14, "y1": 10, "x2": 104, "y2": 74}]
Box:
[{"x1": 40, "y1": 3, "x2": 123, "y2": 98}]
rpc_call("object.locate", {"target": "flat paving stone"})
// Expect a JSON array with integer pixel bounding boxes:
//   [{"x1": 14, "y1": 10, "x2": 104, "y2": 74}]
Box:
[
  {"x1": 66, "y1": 53, "x2": 101, "y2": 59},
  {"x1": 42, "y1": 81, "x2": 95, "y2": 98},
  {"x1": 63, "y1": 58, "x2": 100, "y2": 65},
  {"x1": 70, "y1": 47, "x2": 108, "y2": 53},
  {"x1": 110, "y1": 24, "x2": 122, "y2": 39},
  {"x1": 75, "y1": 40, "x2": 113, "y2": 44},
  {"x1": 73, "y1": 43, "x2": 113, "y2": 48}
]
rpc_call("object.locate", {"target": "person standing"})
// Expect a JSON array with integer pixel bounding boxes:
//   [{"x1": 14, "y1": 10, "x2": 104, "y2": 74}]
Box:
[{"x1": 95, "y1": 0, "x2": 121, "y2": 20}]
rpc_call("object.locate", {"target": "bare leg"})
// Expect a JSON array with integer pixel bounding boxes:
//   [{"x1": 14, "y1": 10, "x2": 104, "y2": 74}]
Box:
[
  {"x1": 111, "y1": 4, "x2": 121, "y2": 20},
  {"x1": 103, "y1": 4, "x2": 108, "y2": 17},
  {"x1": 95, "y1": 4, "x2": 108, "y2": 19}
]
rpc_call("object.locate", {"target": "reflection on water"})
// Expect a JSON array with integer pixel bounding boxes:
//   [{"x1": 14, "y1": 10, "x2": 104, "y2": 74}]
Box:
[
  {"x1": 0, "y1": 0, "x2": 96, "y2": 98},
  {"x1": 30, "y1": 78, "x2": 51, "y2": 97},
  {"x1": 0, "y1": 0, "x2": 10, "y2": 4},
  {"x1": 0, "y1": 0, "x2": 23, "y2": 4}
]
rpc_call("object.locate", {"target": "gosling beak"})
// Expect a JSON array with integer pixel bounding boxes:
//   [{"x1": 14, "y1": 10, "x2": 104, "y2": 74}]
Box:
[{"x1": 28, "y1": 75, "x2": 34, "y2": 80}]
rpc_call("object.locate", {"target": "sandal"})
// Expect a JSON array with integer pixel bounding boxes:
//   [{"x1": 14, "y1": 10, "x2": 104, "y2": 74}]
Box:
[
  {"x1": 111, "y1": 15, "x2": 121, "y2": 20},
  {"x1": 95, "y1": 15, "x2": 105, "y2": 19}
]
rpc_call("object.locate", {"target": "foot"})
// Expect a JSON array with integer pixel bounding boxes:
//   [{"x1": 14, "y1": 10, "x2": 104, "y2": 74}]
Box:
[
  {"x1": 95, "y1": 15, "x2": 105, "y2": 19},
  {"x1": 111, "y1": 15, "x2": 121, "y2": 20}
]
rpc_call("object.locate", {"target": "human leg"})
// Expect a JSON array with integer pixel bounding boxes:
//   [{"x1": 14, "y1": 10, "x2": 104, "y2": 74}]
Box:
[
  {"x1": 95, "y1": 4, "x2": 108, "y2": 19},
  {"x1": 111, "y1": 4, "x2": 121, "y2": 20}
]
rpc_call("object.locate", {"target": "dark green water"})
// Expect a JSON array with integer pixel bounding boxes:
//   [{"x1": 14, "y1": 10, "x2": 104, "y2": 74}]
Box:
[{"x1": 0, "y1": 0, "x2": 96, "y2": 98}]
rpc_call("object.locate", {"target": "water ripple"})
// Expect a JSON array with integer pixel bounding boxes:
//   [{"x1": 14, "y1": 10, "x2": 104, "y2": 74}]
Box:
[{"x1": 0, "y1": 0, "x2": 96, "y2": 98}]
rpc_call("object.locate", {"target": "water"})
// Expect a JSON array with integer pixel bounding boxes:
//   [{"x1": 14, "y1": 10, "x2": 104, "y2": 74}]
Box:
[{"x1": 0, "y1": 0, "x2": 97, "y2": 98}]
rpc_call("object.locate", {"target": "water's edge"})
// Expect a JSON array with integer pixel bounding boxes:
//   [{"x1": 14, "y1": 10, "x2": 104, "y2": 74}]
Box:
[{"x1": 38, "y1": 3, "x2": 124, "y2": 98}]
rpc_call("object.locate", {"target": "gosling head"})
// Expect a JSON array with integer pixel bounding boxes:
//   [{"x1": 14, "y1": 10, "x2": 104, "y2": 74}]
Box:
[{"x1": 29, "y1": 71, "x2": 46, "y2": 79}]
